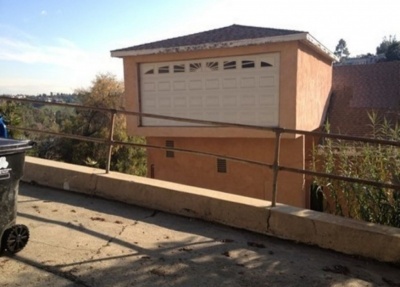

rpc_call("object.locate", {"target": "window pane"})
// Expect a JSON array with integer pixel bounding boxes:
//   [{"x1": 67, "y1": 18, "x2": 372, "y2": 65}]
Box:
[
  {"x1": 217, "y1": 158, "x2": 227, "y2": 173},
  {"x1": 206, "y1": 61, "x2": 219, "y2": 71},
  {"x1": 190, "y1": 63, "x2": 202, "y2": 72},
  {"x1": 261, "y1": 61, "x2": 273, "y2": 67},
  {"x1": 166, "y1": 140, "x2": 174, "y2": 158},
  {"x1": 158, "y1": 66, "x2": 169, "y2": 74},
  {"x1": 223, "y1": 61, "x2": 236, "y2": 70},
  {"x1": 242, "y1": 60, "x2": 255, "y2": 69},
  {"x1": 174, "y1": 64, "x2": 185, "y2": 73}
]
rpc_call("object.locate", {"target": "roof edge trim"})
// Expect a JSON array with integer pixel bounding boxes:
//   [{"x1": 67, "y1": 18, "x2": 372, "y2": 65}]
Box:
[
  {"x1": 111, "y1": 32, "x2": 336, "y2": 61},
  {"x1": 305, "y1": 34, "x2": 338, "y2": 61},
  {"x1": 110, "y1": 33, "x2": 308, "y2": 57}
]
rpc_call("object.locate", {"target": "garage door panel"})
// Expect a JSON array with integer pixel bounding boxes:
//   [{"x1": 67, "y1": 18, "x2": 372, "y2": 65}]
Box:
[
  {"x1": 259, "y1": 95, "x2": 276, "y2": 106},
  {"x1": 205, "y1": 110, "x2": 220, "y2": 122},
  {"x1": 140, "y1": 53, "x2": 279, "y2": 127},
  {"x1": 258, "y1": 87, "x2": 278, "y2": 105},
  {"x1": 241, "y1": 77, "x2": 256, "y2": 88},
  {"x1": 205, "y1": 79, "x2": 220, "y2": 90},
  {"x1": 239, "y1": 110, "x2": 257, "y2": 125},
  {"x1": 259, "y1": 76, "x2": 276, "y2": 87},
  {"x1": 263, "y1": 113, "x2": 276, "y2": 121},
  {"x1": 173, "y1": 96, "x2": 187, "y2": 108},
  {"x1": 157, "y1": 81, "x2": 171, "y2": 91},
  {"x1": 240, "y1": 94, "x2": 256, "y2": 106},
  {"x1": 222, "y1": 110, "x2": 237, "y2": 123},
  {"x1": 141, "y1": 116, "x2": 159, "y2": 126},
  {"x1": 222, "y1": 78, "x2": 237, "y2": 89},
  {"x1": 143, "y1": 82, "x2": 156, "y2": 92},
  {"x1": 158, "y1": 97, "x2": 172, "y2": 108},
  {"x1": 205, "y1": 95, "x2": 220, "y2": 108},
  {"x1": 188, "y1": 80, "x2": 203, "y2": 90},
  {"x1": 173, "y1": 81, "x2": 186, "y2": 91},
  {"x1": 142, "y1": 97, "x2": 156, "y2": 108},
  {"x1": 188, "y1": 96, "x2": 203, "y2": 108},
  {"x1": 221, "y1": 95, "x2": 237, "y2": 107}
]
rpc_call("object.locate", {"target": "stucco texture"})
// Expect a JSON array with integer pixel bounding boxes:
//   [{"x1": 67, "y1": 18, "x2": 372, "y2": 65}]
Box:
[
  {"x1": 296, "y1": 42, "x2": 332, "y2": 131},
  {"x1": 146, "y1": 136, "x2": 305, "y2": 207},
  {"x1": 120, "y1": 40, "x2": 332, "y2": 208},
  {"x1": 122, "y1": 41, "x2": 327, "y2": 138}
]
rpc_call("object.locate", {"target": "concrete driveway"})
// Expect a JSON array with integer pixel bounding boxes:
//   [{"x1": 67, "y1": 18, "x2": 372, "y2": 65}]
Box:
[{"x1": 0, "y1": 182, "x2": 399, "y2": 287}]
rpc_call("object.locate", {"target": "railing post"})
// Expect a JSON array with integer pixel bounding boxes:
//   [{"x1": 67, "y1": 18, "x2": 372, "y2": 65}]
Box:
[
  {"x1": 271, "y1": 128, "x2": 282, "y2": 207},
  {"x1": 106, "y1": 110, "x2": 117, "y2": 174}
]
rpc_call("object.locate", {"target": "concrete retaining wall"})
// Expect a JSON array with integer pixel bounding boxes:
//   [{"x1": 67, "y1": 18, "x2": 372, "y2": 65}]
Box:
[{"x1": 22, "y1": 156, "x2": 400, "y2": 264}]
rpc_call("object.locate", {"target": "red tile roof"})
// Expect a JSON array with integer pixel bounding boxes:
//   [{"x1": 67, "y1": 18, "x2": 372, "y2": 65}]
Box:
[{"x1": 329, "y1": 62, "x2": 400, "y2": 137}]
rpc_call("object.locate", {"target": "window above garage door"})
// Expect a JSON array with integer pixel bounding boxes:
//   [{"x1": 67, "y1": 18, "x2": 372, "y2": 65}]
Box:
[{"x1": 139, "y1": 53, "x2": 280, "y2": 127}]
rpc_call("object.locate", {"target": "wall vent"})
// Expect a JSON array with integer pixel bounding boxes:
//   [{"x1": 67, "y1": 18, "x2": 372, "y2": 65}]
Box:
[
  {"x1": 165, "y1": 140, "x2": 174, "y2": 158},
  {"x1": 217, "y1": 158, "x2": 227, "y2": 173}
]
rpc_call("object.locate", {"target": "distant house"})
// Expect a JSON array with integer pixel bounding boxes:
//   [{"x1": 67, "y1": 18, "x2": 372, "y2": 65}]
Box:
[
  {"x1": 334, "y1": 54, "x2": 386, "y2": 66},
  {"x1": 111, "y1": 24, "x2": 336, "y2": 208},
  {"x1": 328, "y1": 61, "x2": 400, "y2": 137}
]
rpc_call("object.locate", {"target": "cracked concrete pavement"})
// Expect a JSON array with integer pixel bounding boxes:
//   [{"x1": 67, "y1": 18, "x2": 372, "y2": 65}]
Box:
[{"x1": 0, "y1": 182, "x2": 399, "y2": 287}]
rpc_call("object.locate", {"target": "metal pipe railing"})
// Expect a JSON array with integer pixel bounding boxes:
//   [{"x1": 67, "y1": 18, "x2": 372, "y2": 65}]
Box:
[
  {"x1": 1, "y1": 96, "x2": 400, "y2": 208},
  {"x1": 6, "y1": 96, "x2": 400, "y2": 146},
  {"x1": 106, "y1": 110, "x2": 117, "y2": 173},
  {"x1": 271, "y1": 128, "x2": 282, "y2": 207}
]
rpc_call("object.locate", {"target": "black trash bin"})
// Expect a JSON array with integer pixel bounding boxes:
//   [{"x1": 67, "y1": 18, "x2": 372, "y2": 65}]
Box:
[{"x1": 0, "y1": 138, "x2": 31, "y2": 254}]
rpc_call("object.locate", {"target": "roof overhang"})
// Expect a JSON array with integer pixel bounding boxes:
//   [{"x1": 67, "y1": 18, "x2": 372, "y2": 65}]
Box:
[{"x1": 111, "y1": 32, "x2": 337, "y2": 61}]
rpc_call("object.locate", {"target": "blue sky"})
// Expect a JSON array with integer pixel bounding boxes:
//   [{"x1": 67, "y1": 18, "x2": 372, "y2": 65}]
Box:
[{"x1": 1, "y1": 0, "x2": 399, "y2": 95}]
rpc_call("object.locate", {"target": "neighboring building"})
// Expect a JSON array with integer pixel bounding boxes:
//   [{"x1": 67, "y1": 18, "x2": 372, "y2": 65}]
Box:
[
  {"x1": 111, "y1": 24, "x2": 336, "y2": 208},
  {"x1": 334, "y1": 54, "x2": 386, "y2": 66},
  {"x1": 328, "y1": 61, "x2": 400, "y2": 137}
]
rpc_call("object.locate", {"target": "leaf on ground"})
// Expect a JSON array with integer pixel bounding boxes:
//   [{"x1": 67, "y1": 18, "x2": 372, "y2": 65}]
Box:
[{"x1": 90, "y1": 217, "x2": 106, "y2": 222}]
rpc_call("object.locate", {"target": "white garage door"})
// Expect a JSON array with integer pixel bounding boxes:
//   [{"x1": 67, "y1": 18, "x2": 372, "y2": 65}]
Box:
[{"x1": 139, "y1": 53, "x2": 279, "y2": 127}]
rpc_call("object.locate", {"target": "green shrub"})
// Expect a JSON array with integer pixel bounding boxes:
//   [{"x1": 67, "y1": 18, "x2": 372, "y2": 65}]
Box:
[{"x1": 311, "y1": 113, "x2": 400, "y2": 228}]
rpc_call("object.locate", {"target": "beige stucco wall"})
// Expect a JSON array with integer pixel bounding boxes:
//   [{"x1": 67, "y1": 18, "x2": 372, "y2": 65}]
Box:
[
  {"x1": 119, "y1": 40, "x2": 332, "y2": 208},
  {"x1": 296, "y1": 42, "x2": 332, "y2": 131},
  {"x1": 122, "y1": 41, "x2": 332, "y2": 137},
  {"x1": 147, "y1": 136, "x2": 306, "y2": 207}
]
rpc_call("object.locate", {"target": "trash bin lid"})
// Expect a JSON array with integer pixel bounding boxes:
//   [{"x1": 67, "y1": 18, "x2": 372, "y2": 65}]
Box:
[{"x1": 0, "y1": 138, "x2": 32, "y2": 154}]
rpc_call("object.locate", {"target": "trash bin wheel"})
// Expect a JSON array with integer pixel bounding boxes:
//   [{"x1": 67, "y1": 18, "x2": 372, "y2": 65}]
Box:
[{"x1": 1, "y1": 224, "x2": 29, "y2": 254}]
